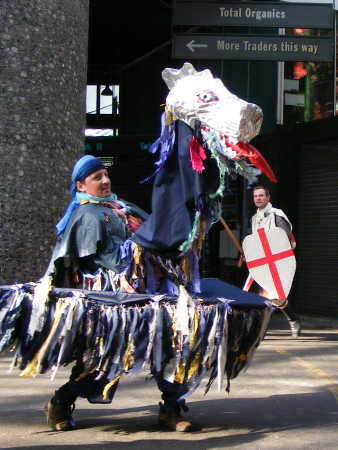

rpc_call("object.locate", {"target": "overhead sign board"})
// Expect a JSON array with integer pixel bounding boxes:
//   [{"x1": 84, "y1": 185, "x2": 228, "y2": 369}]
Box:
[
  {"x1": 173, "y1": 35, "x2": 334, "y2": 61},
  {"x1": 173, "y1": 2, "x2": 333, "y2": 28}
]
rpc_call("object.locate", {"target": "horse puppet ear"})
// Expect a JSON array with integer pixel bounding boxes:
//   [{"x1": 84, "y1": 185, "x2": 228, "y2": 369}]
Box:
[{"x1": 162, "y1": 62, "x2": 197, "y2": 89}]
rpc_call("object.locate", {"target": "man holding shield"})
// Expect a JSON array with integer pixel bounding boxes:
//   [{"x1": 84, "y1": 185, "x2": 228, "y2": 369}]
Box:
[{"x1": 243, "y1": 185, "x2": 301, "y2": 338}]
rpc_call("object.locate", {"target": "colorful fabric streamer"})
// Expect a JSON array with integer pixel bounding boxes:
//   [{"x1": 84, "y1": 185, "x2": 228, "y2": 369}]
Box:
[{"x1": 0, "y1": 283, "x2": 272, "y2": 399}]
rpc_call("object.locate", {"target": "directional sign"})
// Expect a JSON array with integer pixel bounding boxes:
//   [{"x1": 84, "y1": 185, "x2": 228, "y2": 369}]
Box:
[
  {"x1": 173, "y1": 2, "x2": 333, "y2": 29},
  {"x1": 173, "y1": 35, "x2": 334, "y2": 61}
]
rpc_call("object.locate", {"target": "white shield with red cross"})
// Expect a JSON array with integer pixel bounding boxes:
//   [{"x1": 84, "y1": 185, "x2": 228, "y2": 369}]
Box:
[{"x1": 242, "y1": 227, "x2": 296, "y2": 300}]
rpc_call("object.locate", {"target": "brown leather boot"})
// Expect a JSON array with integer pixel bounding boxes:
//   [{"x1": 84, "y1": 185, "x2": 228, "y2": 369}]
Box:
[
  {"x1": 45, "y1": 396, "x2": 76, "y2": 431},
  {"x1": 158, "y1": 402, "x2": 192, "y2": 432}
]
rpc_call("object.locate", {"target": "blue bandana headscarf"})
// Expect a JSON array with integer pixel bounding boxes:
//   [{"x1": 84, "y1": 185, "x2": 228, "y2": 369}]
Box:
[
  {"x1": 56, "y1": 155, "x2": 113, "y2": 235},
  {"x1": 70, "y1": 154, "x2": 105, "y2": 198}
]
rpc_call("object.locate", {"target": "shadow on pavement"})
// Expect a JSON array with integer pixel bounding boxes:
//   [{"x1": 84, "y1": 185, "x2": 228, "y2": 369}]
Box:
[{"x1": 1, "y1": 390, "x2": 338, "y2": 449}]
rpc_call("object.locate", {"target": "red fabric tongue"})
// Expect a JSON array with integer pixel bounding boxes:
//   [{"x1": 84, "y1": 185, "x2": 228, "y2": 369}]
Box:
[
  {"x1": 225, "y1": 139, "x2": 277, "y2": 183},
  {"x1": 189, "y1": 136, "x2": 207, "y2": 173}
]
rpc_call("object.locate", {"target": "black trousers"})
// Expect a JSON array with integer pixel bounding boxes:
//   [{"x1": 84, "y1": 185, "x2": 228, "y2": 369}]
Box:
[
  {"x1": 54, "y1": 361, "x2": 189, "y2": 409},
  {"x1": 280, "y1": 304, "x2": 300, "y2": 323},
  {"x1": 249, "y1": 280, "x2": 300, "y2": 325}
]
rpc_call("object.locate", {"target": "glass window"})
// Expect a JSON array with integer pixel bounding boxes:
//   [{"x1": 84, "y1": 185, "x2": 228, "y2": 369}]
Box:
[
  {"x1": 282, "y1": 28, "x2": 334, "y2": 125},
  {"x1": 85, "y1": 128, "x2": 118, "y2": 137},
  {"x1": 86, "y1": 84, "x2": 120, "y2": 136},
  {"x1": 86, "y1": 84, "x2": 119, "y2": 115},
  {"x1": 86, "y1": 85, "x2": 97, "y2": 114}
]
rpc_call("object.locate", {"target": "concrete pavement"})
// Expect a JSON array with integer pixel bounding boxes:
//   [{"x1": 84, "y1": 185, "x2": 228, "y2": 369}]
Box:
[{"x1": 0, "y1": 312, "x2": 338, "y2": 450}]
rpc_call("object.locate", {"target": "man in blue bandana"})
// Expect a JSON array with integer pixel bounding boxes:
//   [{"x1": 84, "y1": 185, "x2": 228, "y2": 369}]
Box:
[
  {"x1": 45, "y1": 155, "x2": 192, "y2": 433},
  {"x1": 46, "y1": 154, "x2": 140, "y2": 292}
]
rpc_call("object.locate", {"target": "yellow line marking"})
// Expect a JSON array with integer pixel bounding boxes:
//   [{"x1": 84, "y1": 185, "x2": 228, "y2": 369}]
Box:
[{"x1": 276, "y1": 348, "x2": 338, "y2": 403}]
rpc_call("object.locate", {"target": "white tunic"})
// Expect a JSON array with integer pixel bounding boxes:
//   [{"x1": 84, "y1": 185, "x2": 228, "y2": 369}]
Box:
[{"x1": 251, "y1": 202, "x2": 296, "y2": 249}]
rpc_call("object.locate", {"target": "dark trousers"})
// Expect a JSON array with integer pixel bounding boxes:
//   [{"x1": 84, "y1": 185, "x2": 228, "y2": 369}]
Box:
[
  {"x1": 281, "y1": 304, "x2": 300, "y2": 323},
  {"x1": 249, "y1": 280, "x2": 300, "y2": 327},
  {"x1": 54, "y1": 361, "x2": 189, "y2": 410}
]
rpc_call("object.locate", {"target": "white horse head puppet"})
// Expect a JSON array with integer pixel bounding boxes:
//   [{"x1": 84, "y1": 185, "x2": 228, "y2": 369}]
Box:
[{"x1": 162, "y1": 62, "x2": 276, "y2": 184}]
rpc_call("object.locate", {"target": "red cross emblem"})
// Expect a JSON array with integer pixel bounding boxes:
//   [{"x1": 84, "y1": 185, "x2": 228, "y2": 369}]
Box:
[{"x1": 243, "y1": 227, "x2": 296, "y2": 300}]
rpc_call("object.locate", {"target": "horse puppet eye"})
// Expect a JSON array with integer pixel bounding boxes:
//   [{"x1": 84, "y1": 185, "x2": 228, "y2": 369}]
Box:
[{"x1": 196, "y1": 90, "x2": 219, "y2": 103}]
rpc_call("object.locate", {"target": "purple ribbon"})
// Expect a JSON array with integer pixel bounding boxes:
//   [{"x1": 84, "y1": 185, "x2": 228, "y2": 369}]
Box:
[{"x1": 140, "y1": 112, "x2": 176, "y2": 183}]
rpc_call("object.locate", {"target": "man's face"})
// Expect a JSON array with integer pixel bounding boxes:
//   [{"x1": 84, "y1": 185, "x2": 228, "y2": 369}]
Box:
[
  {"x1": 76, "y1": 169, "x2": 112, "y2": 198},
  {"x1": 253, "y1": 188, "x2": 270, "y2": 209}
]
